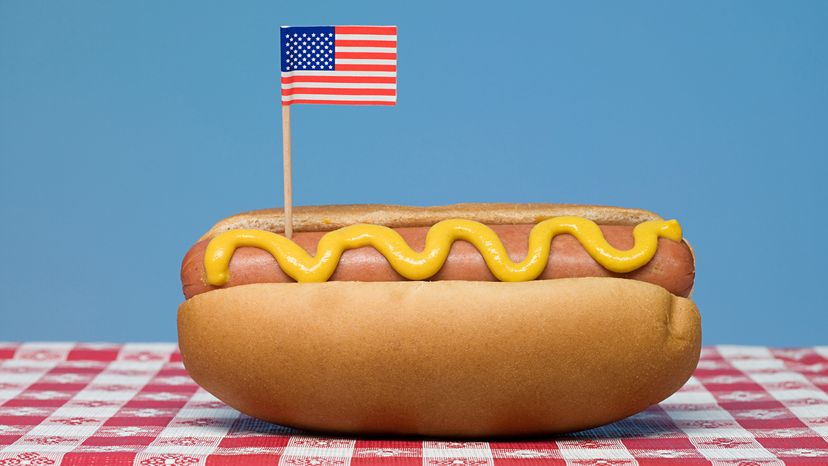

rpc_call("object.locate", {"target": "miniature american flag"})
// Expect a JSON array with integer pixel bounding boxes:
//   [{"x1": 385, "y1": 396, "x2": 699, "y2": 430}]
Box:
[{"x1": 280, "y1": 25, "x2": 397, "y2": 106}]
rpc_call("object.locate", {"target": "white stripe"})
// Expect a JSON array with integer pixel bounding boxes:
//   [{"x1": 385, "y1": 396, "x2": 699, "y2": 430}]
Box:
[
  {"x1": 282, "y1": 94, "x2": 396, "y2": 102},
  {"x1": 334, "y1": 59, "x2": 396, "y2": 65},
  {"x1": 282, "y1": 82, "x2": 396, "y2": 89},
  {"x1": 335, "y1": 34, "x2": 397, "y2": 41},
  {"x1": 281, "y1": 70, "x2": 396, "y2": 77},
  {"x1": 336, "y1": 46, "x2": 396, "y2": 53}
]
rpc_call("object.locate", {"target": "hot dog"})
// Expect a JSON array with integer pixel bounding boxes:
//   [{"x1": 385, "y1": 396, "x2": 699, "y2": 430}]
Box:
[
  {"x1": 182, "y1": 224, "x2": 694, "y2": 299},
  {"x1": 177, "y1": 203, "x2": 701, "y2": 437}
]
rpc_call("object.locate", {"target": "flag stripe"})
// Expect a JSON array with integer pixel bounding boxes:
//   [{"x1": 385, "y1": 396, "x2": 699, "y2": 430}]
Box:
[
  {"x1": 282, "y1": 94, "x2": 396, "y2": 101},
  {"x1": 281, "y1": 76, "x2": 396, "y2": 84},
  {"x1": 335, "y1": 59, "x2": 396, "y2": 65},
  {"x1": 283, "y1": 87, "x2": 396, "y2": 96},
  {"x1": 336, "y1": 47, "x2": 396, "y2": 53},
  {"x1": 283, "y1": 100, "x2": 395, "y2": 106},
  {"x1": 281, "y1": 70, "x2": 396, "y2": 77},
  {"x1": 335, "y1": 34, "x2": 397, "y2": 41},
  {"x1": 335, "y1": 64, "x2": 397, "y2": 72},
  {"x1": 335, "y1": 52, "x2": 396, "y2": 59},
  {"x1": 334, "y1": 26, "x2": 396, "y2": 35},
  {"x1": 282, "y1": 82, "x2": 396, "y2": 89},
  {"x1": 335, "y1": 40, "x2": 396, "y2": 48}
]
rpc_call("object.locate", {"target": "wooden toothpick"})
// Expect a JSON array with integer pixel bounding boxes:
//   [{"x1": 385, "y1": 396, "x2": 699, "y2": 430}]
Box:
[{"x1": 281, "y1": 104, "x2": 293, "y2": 239}]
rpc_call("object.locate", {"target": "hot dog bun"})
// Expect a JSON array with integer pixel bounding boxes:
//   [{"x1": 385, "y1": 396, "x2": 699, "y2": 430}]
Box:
[
  {"x1": 178, "y1": 278, "x2": 700, "y2": 437},
  {"x1": 178, "y1": 203, "x2": 702, "y2": 437}
]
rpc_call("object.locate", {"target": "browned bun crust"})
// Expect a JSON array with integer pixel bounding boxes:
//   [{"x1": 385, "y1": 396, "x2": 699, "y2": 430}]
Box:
[
  {"x1": 178, "y1": 278, "x2": 701, "y2": 437},
  {"x1": 199, "y1": 203, "x2": 664, "y2": 240}
]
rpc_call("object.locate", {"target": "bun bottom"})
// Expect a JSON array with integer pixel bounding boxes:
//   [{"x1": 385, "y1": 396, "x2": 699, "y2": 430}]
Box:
[{"x1": 178, "y1": 278, "x2": 701, "y2": 437}]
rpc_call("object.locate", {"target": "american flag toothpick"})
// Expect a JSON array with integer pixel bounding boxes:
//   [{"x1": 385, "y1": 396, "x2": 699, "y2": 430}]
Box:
[
  {"x1": 280, "y1": 25, "x2": 397, "y2": 105},
  {"x1": 278, "y1": 25, "x2": 398, "y2": 238}
]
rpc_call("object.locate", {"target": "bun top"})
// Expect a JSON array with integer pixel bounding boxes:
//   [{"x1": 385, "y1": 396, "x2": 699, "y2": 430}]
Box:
[{"x1": 199, "y1": 203, "x2": 663, "y2": 241}]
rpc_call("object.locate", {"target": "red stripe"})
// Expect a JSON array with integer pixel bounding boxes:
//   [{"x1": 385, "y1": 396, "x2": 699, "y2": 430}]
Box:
[
  {"x1": 283, "y1": 99, "x2": 395, "y2": 106},
  {"x1": 335, "y1": 64, "x2": 397, "y2": 72},
  {"x1": 335, "y1": 40, "x2": 396, "y2": 48},
  {"x1": 335, "y1": 26, "x2": 396, "y2": 35},
  {"x1": 281, "y1": 76, "x2": 396, "y2": 84},
  {"x1": 282, "y1": 88, "x2": 396, "y2": 96},
  {"x1": 335, "y1": 52, "x2": 397, "y2": 60}
]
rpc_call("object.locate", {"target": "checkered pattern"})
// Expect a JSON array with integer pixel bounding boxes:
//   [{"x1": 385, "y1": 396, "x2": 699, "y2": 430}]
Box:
[{"x1": 1, "y1": 344, "x2": 827, "y2": 465}]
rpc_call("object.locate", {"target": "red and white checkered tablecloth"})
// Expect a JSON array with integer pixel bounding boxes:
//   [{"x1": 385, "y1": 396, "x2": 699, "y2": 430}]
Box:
[{"x1": 1, "y1": 344, "x2": 827, "y2": 466}]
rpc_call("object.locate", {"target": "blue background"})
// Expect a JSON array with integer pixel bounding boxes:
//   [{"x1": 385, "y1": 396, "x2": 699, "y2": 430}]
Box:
[{"x1": 1, "y1": 1, "x2": 826, "y2": 345}]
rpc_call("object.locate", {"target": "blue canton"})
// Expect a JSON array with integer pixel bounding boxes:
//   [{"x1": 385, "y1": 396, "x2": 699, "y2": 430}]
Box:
[{"x1": 280, "y1": 26, "x2": 335, "y2": 72}]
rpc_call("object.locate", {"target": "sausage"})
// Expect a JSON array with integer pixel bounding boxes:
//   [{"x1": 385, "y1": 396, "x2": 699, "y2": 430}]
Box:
[{"x1": 181, "y1": 224, "x2": 695, "y2": 299}]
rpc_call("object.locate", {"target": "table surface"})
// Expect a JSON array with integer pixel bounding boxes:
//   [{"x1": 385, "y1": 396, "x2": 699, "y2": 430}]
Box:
[{"x1": 0, "y1": 344, "x2": 827, "y2": 466}]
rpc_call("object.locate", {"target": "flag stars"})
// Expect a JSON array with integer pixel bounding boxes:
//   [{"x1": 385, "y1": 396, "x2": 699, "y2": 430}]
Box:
[{"x1": 282, "y1": 27, "x2": 338, "y2": 71}]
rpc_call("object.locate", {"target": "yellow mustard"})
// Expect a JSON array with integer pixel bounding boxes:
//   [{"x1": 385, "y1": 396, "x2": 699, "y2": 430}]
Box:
[{"x1": 204, "y1": 217, "x2": 682, "y2": 284}]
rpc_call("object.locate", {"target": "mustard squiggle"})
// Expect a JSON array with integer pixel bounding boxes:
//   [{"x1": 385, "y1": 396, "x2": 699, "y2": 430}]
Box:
[{"x1": 204, "y1": 217, "x2": 681, "y2": 284}]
